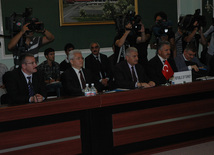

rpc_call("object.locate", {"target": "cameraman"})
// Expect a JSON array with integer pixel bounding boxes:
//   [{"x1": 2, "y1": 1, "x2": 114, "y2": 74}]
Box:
[
  {"x1": 152, "y1": 11, "x2": 176, "y2": 58},
  {"x1": 8, "y1": 19, "x2": 55, "y2": 68},
  {"x1": 203, "y1": 20, "x2": 214, "y2": 71},
  {"x1": 113, "y1": 14, "x2": 147, "y2": 65},
  {"x1": 182, "y1": 21, "x2": 206, "y2": 58}
]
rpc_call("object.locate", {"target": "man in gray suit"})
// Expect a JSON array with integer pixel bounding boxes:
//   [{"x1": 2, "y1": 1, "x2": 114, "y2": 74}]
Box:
[
  {"x1": 174, "y1": 43, "x2": 207, "y2": 72},
  {"x1": 174, "y1": 43, "x2": 208, "y2": 80}
]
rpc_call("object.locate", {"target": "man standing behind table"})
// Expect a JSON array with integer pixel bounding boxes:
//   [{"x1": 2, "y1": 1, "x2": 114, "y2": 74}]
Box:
[
  {"x1": 60, "y1": 43, "x2": 75, "y2": 73},
  {"x1": 85, "y1": 42, "x2": 111, "y2": 92},
  {"x1": 147, "y1": 41, "x2": 178, "y2": 85},
  {"x1": 114, "y1": 47, "x2": 155, "y2": 89},
  {"x1": 61, "y1": 50, "x2": 94, "y2": 96},
  {"x1": 1, "y1": 53, "x2": 46, "y2": 105}
]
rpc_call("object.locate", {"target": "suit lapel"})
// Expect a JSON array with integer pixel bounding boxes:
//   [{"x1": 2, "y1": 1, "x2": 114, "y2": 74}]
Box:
[
  {"x1": 71, "y1": 68, "x2": 82, "y2": 87},
  {"x1": 155, "y1": 55, "x2": 164, "y2": 71},
  {"x1": 125, "y1": 61, "x2": 133, "y2": 80},
  {"x1": 18, "y1": 69, "x2": 29, "y2": 94}
]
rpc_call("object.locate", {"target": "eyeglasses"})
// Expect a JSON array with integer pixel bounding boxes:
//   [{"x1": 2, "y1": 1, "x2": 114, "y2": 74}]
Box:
[{"x1": 25, "y1": 61, "x2": 37, "y2": 65}]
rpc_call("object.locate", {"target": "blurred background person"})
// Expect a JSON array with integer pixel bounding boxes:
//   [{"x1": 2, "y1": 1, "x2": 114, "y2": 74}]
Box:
[
  {"x1": 151, "y1": 11, "x2": 176, "y2": 58},
  {"x1": 113, "y1": 12, "x2": 147, "y2": 65},
  {"x1": 8, "y1": 16, "x2": 54, "y2": 68},
  {"x1": 60, "y1": 43, "x2": 75, "y2": 73}
]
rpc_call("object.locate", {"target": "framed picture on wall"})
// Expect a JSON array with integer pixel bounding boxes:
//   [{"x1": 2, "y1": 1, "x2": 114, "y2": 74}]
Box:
[{"x1": 59, "y1": 0, "x2": 138, "y2": 26}]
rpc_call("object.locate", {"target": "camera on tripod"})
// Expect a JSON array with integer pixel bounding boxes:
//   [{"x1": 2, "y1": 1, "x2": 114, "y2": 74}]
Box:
[
  {"x1": 152, "y1": 19, "x2": 173, "y2": 38},
  {"x1": 115, "y1": 11, "x2": 141, "y2": 34}
]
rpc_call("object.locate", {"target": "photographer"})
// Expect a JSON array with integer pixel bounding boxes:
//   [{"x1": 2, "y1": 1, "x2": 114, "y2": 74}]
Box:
[
  {"x1": 8, "y1": 18, "x2": 55, "y2": 68},
  {"x1": 113, "y1": 12, "x2": 147, "y2": 65},
  {"x1": 203, "y1": 18, "x2": 214, "y2": 71},
  {"x1": 152, "y1": 11, "x2": 176, "y2": 58},
  {"x1": 177, "y1": 10, "x2": 206, "y2": 58}
]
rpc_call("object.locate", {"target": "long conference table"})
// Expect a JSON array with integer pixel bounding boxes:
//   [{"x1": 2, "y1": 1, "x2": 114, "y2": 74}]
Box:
[{"x1": 0, "y1": 80, "x2": 214, "y2": 155}]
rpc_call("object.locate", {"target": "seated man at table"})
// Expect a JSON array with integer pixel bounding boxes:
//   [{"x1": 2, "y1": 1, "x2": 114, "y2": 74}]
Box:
[
  {"x1": 147, "y1": 41, "x2": 178, "y2": 85},
  {"x1": 85, "y1": 42, "x2": 111, "y2": 92},
  {"x1": 61, "y1": 50, "x2": 95, "y2": 96},
  {"x1": 1, "y1": 53, "x2": 47, "y2": 105},
  {"x1": 114, "y1": 47, "x2": 155, "y2": 89},
  {"x1": 174, "y1": 43, "x2": 208, "y2": 80},
  {"x1": 37, "y1": 48, "x2": 61, "y2": 97}
]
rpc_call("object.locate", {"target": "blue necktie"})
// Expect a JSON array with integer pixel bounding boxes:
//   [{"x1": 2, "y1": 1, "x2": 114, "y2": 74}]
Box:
[{"x1": 27, "y1": 76, "x2": 34, "y2": 96}]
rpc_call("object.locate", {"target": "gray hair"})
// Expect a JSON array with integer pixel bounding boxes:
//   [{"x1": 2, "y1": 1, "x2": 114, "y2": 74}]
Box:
[
  {"x1": 68, "y1": 50, "x2": 82, "y2": 61},
  {"x1": 90, "y1": 42, "x2": 100, "y2": 49},
  {"x1": 157, "y1": 41, "x2": 170, "y2": 51},
  {"x1": 125, "y1": 47, "x2": 138, "y2": 56}
]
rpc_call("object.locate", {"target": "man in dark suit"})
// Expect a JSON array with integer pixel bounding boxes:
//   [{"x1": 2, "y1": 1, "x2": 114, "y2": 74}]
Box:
[
  {"x1": 61, "y1": 50, "x2": 94, "y2": 96},
  {"x1": 59, "y1": 43, "x2": 75, "y2": 73},
  {"x1": 114, "y1": 47, "x2": 155, "y2": 89},
  {"x1": 1, "y1": 53, "x2": 47, "y2": 105},
  {"x1": 85, "y1": 42, "x2": 111, "y2": 92},
  {"x1": 147, "y1": 41, "x2": 178, "y2": 85}
]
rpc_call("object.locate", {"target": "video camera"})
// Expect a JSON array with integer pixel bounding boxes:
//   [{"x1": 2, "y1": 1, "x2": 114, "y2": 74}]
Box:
[
  {"x1": 152, "y1": 19, "x2": 173, "y2": 38},
  {"x1": 178, "y1": 9, "x2": 206, "y2": 31},
  {"x1": 115, "y1": 11, "x2": 141, "y2": 34},
  {"x1": 6, "y1": 8, "x2": 44, "y2": 37}
]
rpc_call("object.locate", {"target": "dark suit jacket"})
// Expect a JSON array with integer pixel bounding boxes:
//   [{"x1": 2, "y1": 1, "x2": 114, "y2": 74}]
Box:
[
  {"x1": 114, "y1": 61, "x2": 150, "y2": 89},
  {"x1": 61, "y1": 67, "x2": 93, "y2": 96},
  {"x1": 85, "y1": 53, "x2": 111, "y2": 91},
  {"x1": 60, "y1": 59, "x2": 71, "y2": 72},
  {"x1": 2, "y1": 68, "x2": 47, "y2": 105},
  {"x1": 147, "y1": 55, "x2": 178, "y2": 85}
]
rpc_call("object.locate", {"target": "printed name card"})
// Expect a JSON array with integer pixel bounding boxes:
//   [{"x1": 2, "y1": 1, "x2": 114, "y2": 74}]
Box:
[{"x1": 173, "y1": 71, "x2": 192, "y2": 84}]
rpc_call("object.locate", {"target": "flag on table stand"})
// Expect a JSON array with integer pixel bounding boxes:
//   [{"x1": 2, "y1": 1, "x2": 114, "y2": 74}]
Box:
[{"x1": 162, "y1": 60, "x2": 174, "y2": 80}]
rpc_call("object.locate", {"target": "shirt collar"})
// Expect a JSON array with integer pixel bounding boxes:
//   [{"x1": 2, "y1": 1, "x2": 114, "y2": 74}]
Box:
[
  {"x1": 21, "y1": 69, "x2": 32, "y2": 81},
  {"x1": 72, "y1": 67, "x2": 82, "y2": 74},
  {"x1": 158, "y1": 54, "x2": 166, "y2": 65},
  {"x1": 182, "y1": 54, "x2": 188, "y2": 61}
]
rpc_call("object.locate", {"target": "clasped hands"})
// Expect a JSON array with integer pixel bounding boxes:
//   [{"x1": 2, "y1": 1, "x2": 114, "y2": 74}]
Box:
[
  {"x1": 137, "y1": 81, "x2": 156, "y2": 88},
  {"x1": 30, "y1": 94, "x2": 44, "y2": 103}
]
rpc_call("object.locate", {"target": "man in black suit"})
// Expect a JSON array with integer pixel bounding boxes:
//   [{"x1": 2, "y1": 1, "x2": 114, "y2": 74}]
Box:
[
  {"x1": 2, "y1": 53, "x2": 47, "y2": 105},
  {"x1": 61, "y1": 50, "x2": 94, "y2": 96},
  {"x1": 114, "y1": 47, "x2": 155, "y2": 89},
  {"x1": 85, "y1": 42, "x2": 111, "y2": 92},
  {"x1": 59, "y1": 43, "x2": 75, "y2": 73},
  {"x1": 147, "y1": 41, "x2": 178, "y2": 85}
]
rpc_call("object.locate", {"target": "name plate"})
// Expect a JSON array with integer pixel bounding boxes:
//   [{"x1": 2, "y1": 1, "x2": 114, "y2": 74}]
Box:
[{"x1": 173, "y1": 71, "x2": 192, "y2": 84}]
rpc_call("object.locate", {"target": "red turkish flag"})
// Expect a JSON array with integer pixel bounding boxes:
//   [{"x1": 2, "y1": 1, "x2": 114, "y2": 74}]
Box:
[{"x1": 162, "y1": 60, "x2": 174, "y2": 80}]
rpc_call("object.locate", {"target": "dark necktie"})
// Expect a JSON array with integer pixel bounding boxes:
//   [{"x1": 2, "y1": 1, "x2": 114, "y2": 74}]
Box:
[
  {"x1": 131, "y1": 66, "x2": 137, "y2": 83},
  {"x1": 96, "y1": 56, "x2": 105, "y2": 78},
  {"x1": 79, "y1": 70, "x2": 86, "y2": 89},
  {"x1": 27, "y1": 76, "x2": 34, "y2": 96}
]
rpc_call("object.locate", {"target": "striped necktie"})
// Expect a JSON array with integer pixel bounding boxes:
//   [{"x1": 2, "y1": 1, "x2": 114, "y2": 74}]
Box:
[{"x1": 27, "y1": 76, "x2": 34, "y2": 96}]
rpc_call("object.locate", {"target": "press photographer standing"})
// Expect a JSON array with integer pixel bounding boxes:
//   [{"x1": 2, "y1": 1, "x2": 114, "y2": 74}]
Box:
[
  {"x1": 177, "y1": 10, "x2": 206, "y2": 58},
  {"x1": 8, "y1": 18, "x2": 55, "y2": 68},
  {"x1": 152, "y1": 11, "x2": 176, "y2": 58},
  {"x1": 113, "y1": 12, "x2": 147, "y2": 65}
]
